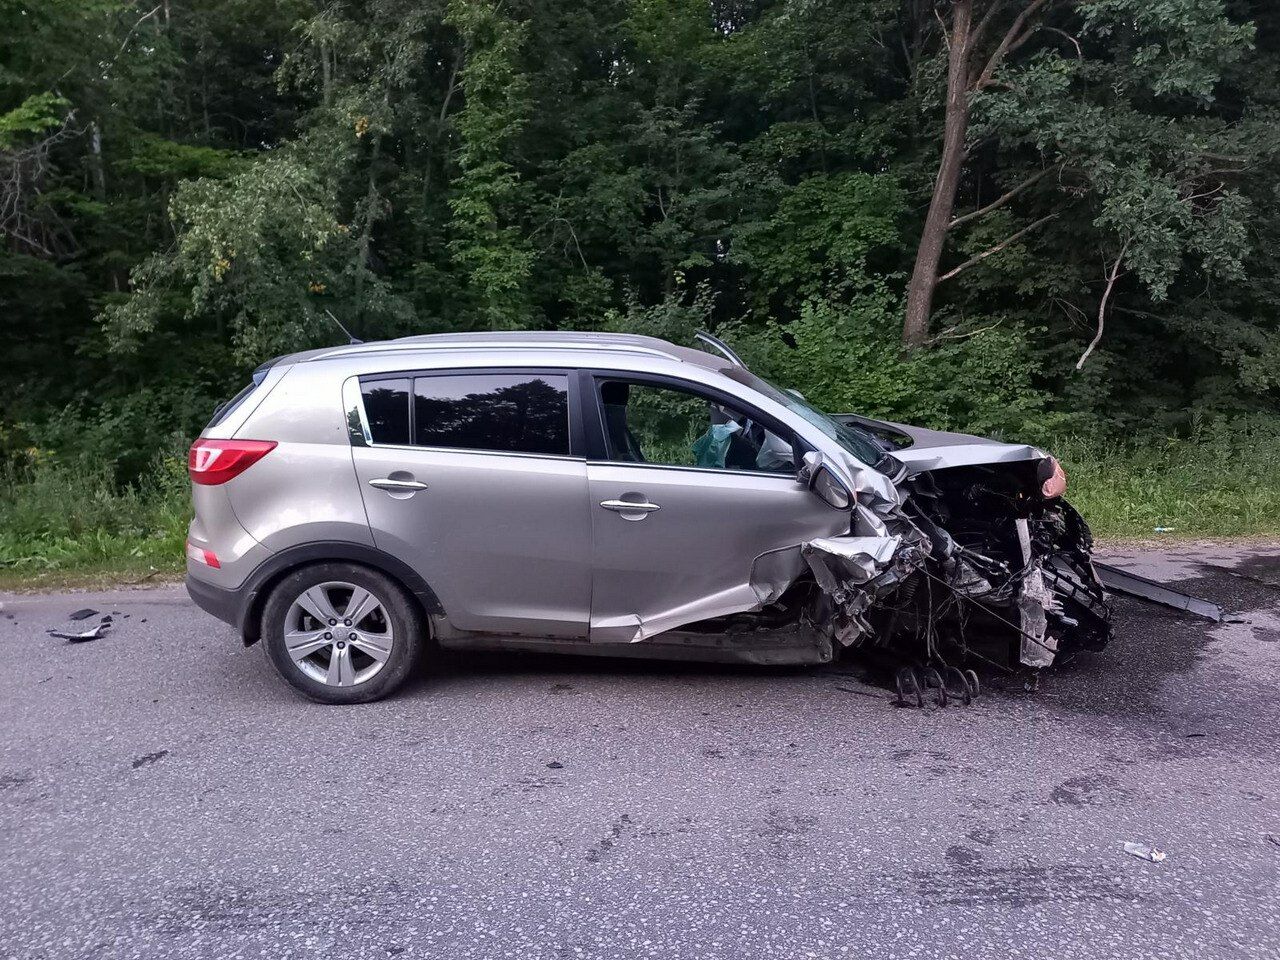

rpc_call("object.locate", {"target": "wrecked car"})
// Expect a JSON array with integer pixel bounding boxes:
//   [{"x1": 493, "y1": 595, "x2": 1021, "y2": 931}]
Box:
[{"x1": 185, "y1": 330, "x2": 1111, "y2": 704}]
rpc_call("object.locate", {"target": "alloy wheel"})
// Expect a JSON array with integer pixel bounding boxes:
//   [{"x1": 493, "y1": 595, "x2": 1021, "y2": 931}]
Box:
[{"x1": 283, "y1": 581, "x2": 395, "y2": 687}]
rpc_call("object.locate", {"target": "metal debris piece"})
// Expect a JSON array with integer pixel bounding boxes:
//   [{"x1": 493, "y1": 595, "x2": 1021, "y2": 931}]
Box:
[
  {"x1": 68, "y1": 608, "x2": 99, "y2": 621},
  {"x1": 47, "y1": 624, "x2": 108, "y2": 643},
  {"x1": 1123, "y1": 842, "x2": 1167, "y2": 863},
  {"x1": 1095, "y1": 562, "x2": 1224, "y2": 622}
]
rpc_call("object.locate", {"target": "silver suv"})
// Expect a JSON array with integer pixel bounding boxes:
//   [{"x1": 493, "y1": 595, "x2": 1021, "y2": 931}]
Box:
[{"x1": 187, "y1": 331, "x2": 1110, "y2": 704}]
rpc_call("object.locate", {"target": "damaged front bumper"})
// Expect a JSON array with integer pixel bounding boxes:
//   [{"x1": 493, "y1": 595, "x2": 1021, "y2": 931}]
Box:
[{"x1": 793, "y1": 458, "x2": 1112, "y2": 672}]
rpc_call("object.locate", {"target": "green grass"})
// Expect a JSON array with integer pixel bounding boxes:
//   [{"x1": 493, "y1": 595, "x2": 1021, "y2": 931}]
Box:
[
  {"x1": 0, "y1": 459, "x2": 189, "y2": 591},
  {"x1": 1, "y1": 428, "x2": 1277, "y2": 591},
  {"x1": 1056, "y1": 422, "x2": 1280, "y2": 540}
]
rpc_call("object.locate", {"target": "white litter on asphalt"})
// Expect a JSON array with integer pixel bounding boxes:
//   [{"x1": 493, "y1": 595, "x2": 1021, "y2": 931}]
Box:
[{"x1": 1123, "y1": 842, "x2": 1167, "y2": 863}]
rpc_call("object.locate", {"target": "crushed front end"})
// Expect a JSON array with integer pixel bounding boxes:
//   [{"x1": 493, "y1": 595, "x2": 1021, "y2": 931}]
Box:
[{"x1": 806, "y1": 447, "x2": 1113, "y2": 678}]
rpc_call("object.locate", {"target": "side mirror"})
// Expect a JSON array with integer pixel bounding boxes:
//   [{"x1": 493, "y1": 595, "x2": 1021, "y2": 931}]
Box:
[{"x1": 797, "y1": 451, "x2": 854, "y2": 510}]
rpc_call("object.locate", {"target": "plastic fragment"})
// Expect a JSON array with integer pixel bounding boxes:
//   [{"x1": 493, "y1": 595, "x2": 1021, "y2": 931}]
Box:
[
  {"x1": 1123, "y1": 842, "x2": 1167, "y2": 863},
  {"x1": 68, "y1": 608, "x2": 99, "y2": 621},
  {"x1": 48, "y1": 624, "x2": 108, "y2": 643}
]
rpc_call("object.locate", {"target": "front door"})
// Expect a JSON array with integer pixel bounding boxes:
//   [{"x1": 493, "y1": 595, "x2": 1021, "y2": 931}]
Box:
[
  {"x1": 584, "y1": 376, "x2": 848, "y2": 642},
  {"x1": 350, "y1": 370, "x2": 592, "y2": 638}
]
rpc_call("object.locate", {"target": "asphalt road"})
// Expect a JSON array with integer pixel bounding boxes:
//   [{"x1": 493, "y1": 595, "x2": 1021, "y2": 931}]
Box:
[{"x1": 2, "y1": 545, "x2": 1279, "y2": 960}]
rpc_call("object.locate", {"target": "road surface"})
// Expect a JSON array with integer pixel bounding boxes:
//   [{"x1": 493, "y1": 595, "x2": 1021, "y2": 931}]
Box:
[{"x1": 2, "y1": 544, "x2": 1279, "y2": 959}]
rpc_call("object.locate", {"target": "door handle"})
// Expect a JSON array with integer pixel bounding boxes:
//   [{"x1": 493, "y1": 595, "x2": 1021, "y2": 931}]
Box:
[
  {"x1": 600, "y1": 499, "x2": 660, "y2": 514},
  {"x1": 369, "y1": 478, "x2": 429, "y2": 492}
]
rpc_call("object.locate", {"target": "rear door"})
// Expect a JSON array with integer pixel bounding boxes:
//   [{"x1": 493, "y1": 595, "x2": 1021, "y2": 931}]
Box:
[
  {"x1": 349, "y1": 369, "x2": 592, "y2": 638},
  {"x1": 582, "y1": 373, "x2": 850, "y2": 642}
]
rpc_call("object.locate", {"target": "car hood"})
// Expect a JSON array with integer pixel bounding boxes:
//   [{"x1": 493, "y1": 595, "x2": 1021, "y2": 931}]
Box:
[{"x1": 837, "y1": 415, "x2": 1048, "y2": 475}]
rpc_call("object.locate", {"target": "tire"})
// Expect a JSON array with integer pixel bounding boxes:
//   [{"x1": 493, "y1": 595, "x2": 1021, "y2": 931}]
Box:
[{"x1": 261, "y1": 562, "x2": 425, "y2": 704}]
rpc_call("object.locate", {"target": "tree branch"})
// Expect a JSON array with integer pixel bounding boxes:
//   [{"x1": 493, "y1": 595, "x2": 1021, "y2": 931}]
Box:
[
  {"x1": 937, "y1": 213, "x2": 1057, "y2": 282},
  {"x1": 1040, "y1": 26, "x2": 1082, "y2": 59},
  {"x1": 975, "y1": 0, "x2": 1056, "y2": 91},
  {"x1": 1076, "y1": 239, "x2": 1131, "y2": 371},
  {"x1": 947, "y1": 166, "x2": 1058, "y2": 231},
  {"x1": 970, "y1": 0, "x2": 1011, "y2": 53}
]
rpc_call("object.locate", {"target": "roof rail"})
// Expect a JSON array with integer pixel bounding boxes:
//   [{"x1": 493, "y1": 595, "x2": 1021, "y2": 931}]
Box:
[
  {"x1": 307, "y1": 339, "x2": 679, "y2": 363},
  {"x1": 694, "y1": 330, "x2": 746, "y2": 368}
]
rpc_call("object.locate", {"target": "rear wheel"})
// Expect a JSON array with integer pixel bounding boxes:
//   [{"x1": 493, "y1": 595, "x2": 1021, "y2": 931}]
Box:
[{"x1": 261, "y1": 563, "x2": 424, "y2": 703}]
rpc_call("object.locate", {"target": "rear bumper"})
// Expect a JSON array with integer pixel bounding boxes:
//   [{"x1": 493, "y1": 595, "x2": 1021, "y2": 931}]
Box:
[
  {"x1": 186, "y1": 574, "x2": 243, "y2": 631},
  {"x1": 184, "y1": 541, "x2": 446, "y2": 647}
]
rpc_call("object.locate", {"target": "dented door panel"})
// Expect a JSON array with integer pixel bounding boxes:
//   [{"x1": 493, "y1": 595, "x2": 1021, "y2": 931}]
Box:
[{"x1": 586, "y1": 463, "x2": 849, "y2": 642}]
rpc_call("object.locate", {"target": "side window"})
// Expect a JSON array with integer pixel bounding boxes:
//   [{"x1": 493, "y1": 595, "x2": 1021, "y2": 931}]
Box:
[
  {"x1": 413, "y1": 373, "x2": 570, "y2": 456},
  {"x1": 597, "y1": 379, "x2": 795, "y2": 473},
  {"x1": 360, "y1": 378, "x2": 411, "y2": 445}
]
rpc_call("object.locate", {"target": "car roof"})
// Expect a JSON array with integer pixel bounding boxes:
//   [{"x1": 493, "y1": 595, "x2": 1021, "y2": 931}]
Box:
[{"x1": 280, "y1": 330, "x2": 725, "y2": 371}]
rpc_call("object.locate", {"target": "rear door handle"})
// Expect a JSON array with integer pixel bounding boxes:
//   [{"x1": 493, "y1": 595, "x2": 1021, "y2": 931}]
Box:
[
  {"x1": 600, "y1": 499, "x2": 661, "y2": 514},
  {"x1": 369, "y1": 478, "x2": 429, "y2": 492}
]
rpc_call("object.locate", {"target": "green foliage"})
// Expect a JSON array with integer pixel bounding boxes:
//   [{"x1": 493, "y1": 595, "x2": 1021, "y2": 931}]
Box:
[
  {"x1": 114, "y1": 134, "x2": 243, "y2": 180},
  {"x1": 0, "y1": 457, "x2": 188, "y2": 581},
  {"x1": 728, "y1": 295, "x2": 1076, "y2": 440},
  {"x1": 0, "y1": 0, "x2": 1277, "y2": 542},
  {"x1": 0, "y1": 92, "x2": 69, "y2": 148},
  {"x1": 445, "y1": 0, "x2": 535, "y2": 330},
  {"x1": 733, "y1": 173, "x2": 904, "y2": 305},
  {"x1": 1058, "y1": 416, "x2": 1280, "y2": 538},
  {"x1": 100, "y1": 155, "x2": 404, "y2": 362}
]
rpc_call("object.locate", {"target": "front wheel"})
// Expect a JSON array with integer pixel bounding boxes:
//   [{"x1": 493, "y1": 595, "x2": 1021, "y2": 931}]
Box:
[{"x1": 261, "y1": 563, "x2": 425, "y2": 704}]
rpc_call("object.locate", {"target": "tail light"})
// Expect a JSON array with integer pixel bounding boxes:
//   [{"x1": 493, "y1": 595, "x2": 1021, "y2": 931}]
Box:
[
  {"x1": 186, "y1": 540, "x2": 221, "y2": 568},
  {"x1": 188, "y1": 439, "x2": 277, "y2": 485}
]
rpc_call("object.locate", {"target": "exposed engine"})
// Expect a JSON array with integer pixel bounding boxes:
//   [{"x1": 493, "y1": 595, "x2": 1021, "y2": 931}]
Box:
[{"x1": 801, "y1": 457, "x2": 1112, "y2": 702}]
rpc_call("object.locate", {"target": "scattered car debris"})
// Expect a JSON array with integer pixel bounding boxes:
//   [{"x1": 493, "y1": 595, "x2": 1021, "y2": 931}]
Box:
[
  {"x1": 47, "y1": 624, "x2": 109, "y2": 643},
  {"x1": 68, "y1": 608, "x2": 99, "y2": 621},
  {"x1": 894, "y1": 664, "x2": 979, "y2": 708},
  {"x1": 1266, "y1": 835, "x2": 1280, "y2": 849},
  {"x1": 1094, "y1": 563, "x2": 1224, "y2": 621},
  {"x1": 131, "y1": 750, "x2": 169, "y2": 770},
  {"x1": 1123, "y1": 842, "x2": 1167, "y2": 863}
]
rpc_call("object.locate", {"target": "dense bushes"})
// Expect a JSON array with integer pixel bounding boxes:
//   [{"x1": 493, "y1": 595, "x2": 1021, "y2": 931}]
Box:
[{"x1": 0, "y1": 457, "x2": 188, "y2": 581}]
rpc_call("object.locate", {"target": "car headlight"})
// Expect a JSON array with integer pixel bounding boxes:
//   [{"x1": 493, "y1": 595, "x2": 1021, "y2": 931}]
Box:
[{"x1": 1038, "y1": 456, "x2": 1067, "y2": 499}]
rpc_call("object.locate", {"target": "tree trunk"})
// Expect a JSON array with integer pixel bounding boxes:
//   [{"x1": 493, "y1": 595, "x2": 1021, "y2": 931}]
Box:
[
  {"x1": 902, "y1": 0, "x2": 973, "y2": 348},
  {"x1": 321, "y1": 42, "x2": 332, "y2": 107},
  {"x1": 87, "y1": 121, "x2": 107, "y2": 201}
]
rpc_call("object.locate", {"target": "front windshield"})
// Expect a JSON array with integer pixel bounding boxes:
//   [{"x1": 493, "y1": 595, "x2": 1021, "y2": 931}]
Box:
[{"x1": 723, "y1": 369, "x2": 890, "y2": 467}]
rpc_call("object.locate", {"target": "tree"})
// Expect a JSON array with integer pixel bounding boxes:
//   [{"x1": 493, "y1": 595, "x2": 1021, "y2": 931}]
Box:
[{"x1": 901, "y1": 0, "x2": 1256, "y2": 352}]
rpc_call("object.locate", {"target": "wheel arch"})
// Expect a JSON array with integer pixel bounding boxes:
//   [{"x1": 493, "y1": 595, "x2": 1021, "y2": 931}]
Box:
[{"x1": 237, "y1": 542, "x2": 445, "y2": 646}]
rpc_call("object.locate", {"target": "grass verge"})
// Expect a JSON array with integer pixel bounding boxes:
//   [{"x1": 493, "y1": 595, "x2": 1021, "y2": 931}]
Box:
[
  {"x1": 1056, "y1": 422, "x2": 1280, "y2": 540},
  {"x1": 1, "y1": 428, "x2": 1277, "y2": 591},
  {"x1": 0, "y1": 460, "x2": 188, "y2": 591}
]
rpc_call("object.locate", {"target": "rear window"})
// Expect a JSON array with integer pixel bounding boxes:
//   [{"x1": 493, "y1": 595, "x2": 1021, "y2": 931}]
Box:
[
  {"x1": 205, "y1": 357, "x2": 281, "y2": 430},
  {"x1": 360, "y1": 379, "x2": 411, "y2": 445},
  {"x1": 413, "y1": 374, "x2": 569, "y2": 455}
]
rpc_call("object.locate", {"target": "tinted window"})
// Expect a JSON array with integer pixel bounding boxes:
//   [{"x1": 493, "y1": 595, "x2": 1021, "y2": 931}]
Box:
[
  {"x1": 598, "y1": 380, "x2": 794, "y2": 473},
  {"x1": 361, "y1": 379, "x2": 411, "y2": 445},
  {"x1": 205, "y1": 357, "x2": 281, "y2": 430},
  {"x1": 206, "y1": 381, "x2": 257, "y2": 431},
  {"x1": 413, "y1": 374, "x2": 569, "y2": 456}
]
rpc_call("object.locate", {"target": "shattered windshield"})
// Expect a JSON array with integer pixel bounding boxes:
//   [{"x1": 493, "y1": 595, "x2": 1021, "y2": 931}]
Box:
[{"x1": 724, "y1": 369, "x2": 891, "y2": 468}]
